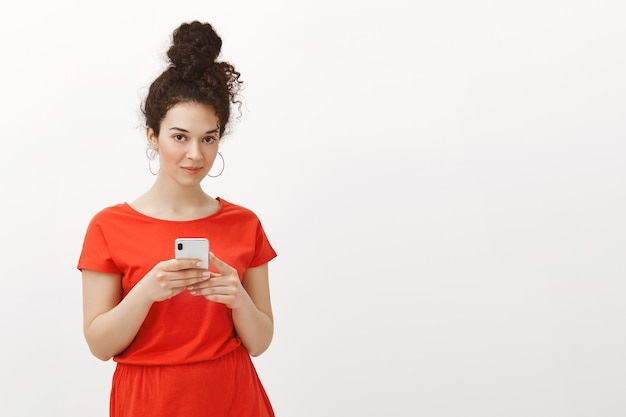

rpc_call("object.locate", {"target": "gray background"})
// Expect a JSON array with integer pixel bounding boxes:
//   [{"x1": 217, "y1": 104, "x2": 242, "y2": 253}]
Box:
[{"x1": 1, "y1": 0, "x2": 625, "y2": 416}]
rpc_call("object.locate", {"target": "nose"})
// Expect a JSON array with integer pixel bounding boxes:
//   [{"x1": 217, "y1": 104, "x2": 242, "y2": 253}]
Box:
[{"x1": 186, "y1": 140, "x2": 202, "y2": 160}]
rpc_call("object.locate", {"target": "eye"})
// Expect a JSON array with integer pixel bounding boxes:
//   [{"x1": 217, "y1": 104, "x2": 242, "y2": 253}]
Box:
[
  {"x1": 204, "y1": 136, "x2": 218, "y2": 144},
  {"x1": 173, "y1": 134, "x2": 186, "y2": 141}
]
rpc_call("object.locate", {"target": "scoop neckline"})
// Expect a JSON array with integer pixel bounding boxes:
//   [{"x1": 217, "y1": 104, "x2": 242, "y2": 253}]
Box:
[{"x1": 122, "y1": 196, "x2": 225, "y2": 223}]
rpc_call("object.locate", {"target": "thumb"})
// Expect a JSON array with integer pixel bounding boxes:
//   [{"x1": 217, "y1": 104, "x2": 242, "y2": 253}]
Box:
[{"x1": 209, "y1": 252, "x2": 234, "y2": 274}]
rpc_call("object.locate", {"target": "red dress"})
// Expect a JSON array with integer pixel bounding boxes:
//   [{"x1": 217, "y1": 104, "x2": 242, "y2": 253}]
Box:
[{"x1": 77, "y1": 198, "x2": 277, "y2": 416}]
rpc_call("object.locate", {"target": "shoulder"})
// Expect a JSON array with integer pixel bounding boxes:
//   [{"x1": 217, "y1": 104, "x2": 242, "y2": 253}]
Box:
[
  {"x1": 217, "y1": 197, "x2": 261, "y2": 221},
  {"x1": 85, "y1": 203, "x2": 139, "y2": 230},
  {"x1": 89, "y1": 203, "x2": 131, "y2": 222},
  {"x1": 215, "y1": 197, "x2": 270, "y2": 232}
]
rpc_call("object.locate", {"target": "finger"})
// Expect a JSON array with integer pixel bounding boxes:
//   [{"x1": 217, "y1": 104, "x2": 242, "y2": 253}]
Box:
[
  {"x1": 204, "y1": 294, "x2": 236, "y2": 307},
  {"x1": 173, "y1": 271, "x2": 212, "y2": 286},
  {"x1": 188, "y1": 284, "x2": 216, "y2": 296},
  {"x1": 187, "y1": 273, "x2": 224, "y2": 291},
  {"x1": 209, "y1": 252, "x2": 236, "y2": 275},
  {"x1": 170, "y1": 285, "x2": 187, "y2": 294},
  {"x1": 191, "y1": 284, "x2": 235, "y2": 298},
  {"x1": 162, "y1": 258, "x2": 207, "y2": 271}
]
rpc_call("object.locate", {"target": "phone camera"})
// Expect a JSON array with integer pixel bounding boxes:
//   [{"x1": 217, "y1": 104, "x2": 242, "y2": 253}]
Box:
[{"x1": 177, "y1": 243, "x2": 183, "y2": 250}]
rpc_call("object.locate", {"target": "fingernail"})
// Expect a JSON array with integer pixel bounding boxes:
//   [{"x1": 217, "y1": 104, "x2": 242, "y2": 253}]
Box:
[
  {"x1": 202, "y1": 271, "x2": 211, "y2": 277},
  {"x1": 196, "y1": 261, "x2": 203, "y2": 267}
]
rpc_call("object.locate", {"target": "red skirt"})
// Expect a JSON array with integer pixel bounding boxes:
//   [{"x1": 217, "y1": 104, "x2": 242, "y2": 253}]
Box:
[{"x1": 110, "y1": 346, "x2": 274, "y2": 417}]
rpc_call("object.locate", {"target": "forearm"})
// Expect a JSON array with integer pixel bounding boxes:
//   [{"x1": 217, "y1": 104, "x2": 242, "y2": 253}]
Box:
[
  {"x1": 232, "y1": 292, "x2": 274, "y2": 357},
  {"x1": 85, "y1": 288, "x2": 153, "y2": 361}
]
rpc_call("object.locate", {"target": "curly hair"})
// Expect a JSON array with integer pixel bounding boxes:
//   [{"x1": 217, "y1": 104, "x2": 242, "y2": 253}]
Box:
[{"x1": 142, "y1": 21, "x2": 243, "y2": 137}]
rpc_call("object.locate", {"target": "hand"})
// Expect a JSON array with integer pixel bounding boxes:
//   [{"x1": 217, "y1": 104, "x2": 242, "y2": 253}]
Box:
[
  {"x1": 187, "y1": 252, "x2": 246, "y2": 309},
  {"x1": 136, "y1": 259, "x2": 211, "y2": 302}
]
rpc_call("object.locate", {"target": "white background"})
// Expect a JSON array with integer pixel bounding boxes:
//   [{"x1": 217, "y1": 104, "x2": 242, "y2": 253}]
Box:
[{"x1": 1, "y1": 1, "x2": 625, "y2": 416}]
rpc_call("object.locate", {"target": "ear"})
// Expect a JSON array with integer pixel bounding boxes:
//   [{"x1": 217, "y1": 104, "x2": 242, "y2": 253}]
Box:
[{"x1": 146, "y1": 127, "x2": 158, "y2": 149}]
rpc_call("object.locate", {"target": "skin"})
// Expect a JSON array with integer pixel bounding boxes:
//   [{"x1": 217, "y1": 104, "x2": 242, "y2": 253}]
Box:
[{"x1": 82, "y1": 102, "x2": 274, "y2": 360}]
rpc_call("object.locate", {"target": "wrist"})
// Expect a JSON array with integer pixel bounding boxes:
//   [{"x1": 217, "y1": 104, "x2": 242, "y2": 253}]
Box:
[{"x1": 127, "y1": 279, "x2": 157, "y2": 307}]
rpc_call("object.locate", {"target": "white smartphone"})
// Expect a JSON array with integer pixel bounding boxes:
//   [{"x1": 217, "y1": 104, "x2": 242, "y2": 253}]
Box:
[{"x1": 174, "y1": 238, "x2": 209, "y2": 269}]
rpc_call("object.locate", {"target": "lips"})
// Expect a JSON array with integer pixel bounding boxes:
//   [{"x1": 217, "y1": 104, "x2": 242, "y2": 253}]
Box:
[{"x1": 182, "y1": 167, "x2": 203, "y2": 174}]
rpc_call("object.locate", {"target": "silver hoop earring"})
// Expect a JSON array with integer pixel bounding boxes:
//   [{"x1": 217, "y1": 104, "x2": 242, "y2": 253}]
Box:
[
  {"x1": 146, "y1": 148, "x2": 160, "y2": 176},
  {"x1": 207, "y1": 152, "x2": 225, "y2": 178}
]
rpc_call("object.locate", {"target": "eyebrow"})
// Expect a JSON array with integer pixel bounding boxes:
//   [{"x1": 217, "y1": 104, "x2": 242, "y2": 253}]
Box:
[{"x1": 169, "y1": 127, "x2": 219, "y2": 134}]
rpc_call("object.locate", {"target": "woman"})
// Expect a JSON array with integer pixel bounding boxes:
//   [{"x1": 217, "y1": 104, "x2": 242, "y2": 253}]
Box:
[{"x1": 77, "y1": 20, "x2": 277, "y2": 417}]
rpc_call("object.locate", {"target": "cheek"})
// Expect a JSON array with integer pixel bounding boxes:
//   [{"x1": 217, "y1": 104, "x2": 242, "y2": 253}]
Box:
[
  {"x1": 205, "y1": 147, "x2": 220, "y2": 160},
  {"x1": 159, "y1": 146, "x2": 181, "y2": 164}
]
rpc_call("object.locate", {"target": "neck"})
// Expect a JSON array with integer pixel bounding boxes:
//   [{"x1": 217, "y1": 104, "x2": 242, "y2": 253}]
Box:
[{"x1": 132, "y1": 176, "x2": 217, "y2": 220}]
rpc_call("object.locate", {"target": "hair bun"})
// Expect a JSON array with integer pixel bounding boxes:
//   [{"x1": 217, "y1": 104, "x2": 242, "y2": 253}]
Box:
[{"x1": 167, "y1": 21, "x2": 223, "y2": 80}]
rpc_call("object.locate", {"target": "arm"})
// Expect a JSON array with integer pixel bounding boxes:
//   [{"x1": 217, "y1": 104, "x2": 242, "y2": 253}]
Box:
[
  {"x1": 82, "y1": 258, "x2": 212, "y2": 361},
  {"x1": 233, "y1": 263, "x2": 274, "y2": 357},
  {"x1": 188, "y1": 253, "x2": 274, "y2": 357},
  {"x1": 81, "y1": 270, "x2": 153, "y2": 361}
]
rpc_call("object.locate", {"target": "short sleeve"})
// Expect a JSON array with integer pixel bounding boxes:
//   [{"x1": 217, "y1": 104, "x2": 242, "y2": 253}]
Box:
[
  {"x1": 77, "y1": 215, "x2": 122, "y2": 274},
  {"x1": 248, "y1": 221, "x2": 277, "y2": 268}
]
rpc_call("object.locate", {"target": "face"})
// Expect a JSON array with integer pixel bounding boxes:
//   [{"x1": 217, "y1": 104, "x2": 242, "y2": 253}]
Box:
[{"x1": 147, "y1": 102, "x2": 220, "y2": 186}]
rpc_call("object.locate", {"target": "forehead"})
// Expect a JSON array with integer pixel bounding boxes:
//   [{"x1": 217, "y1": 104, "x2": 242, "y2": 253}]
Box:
[{"x1": 161, "y1": 102, "x2": 219, "y2": 131}]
